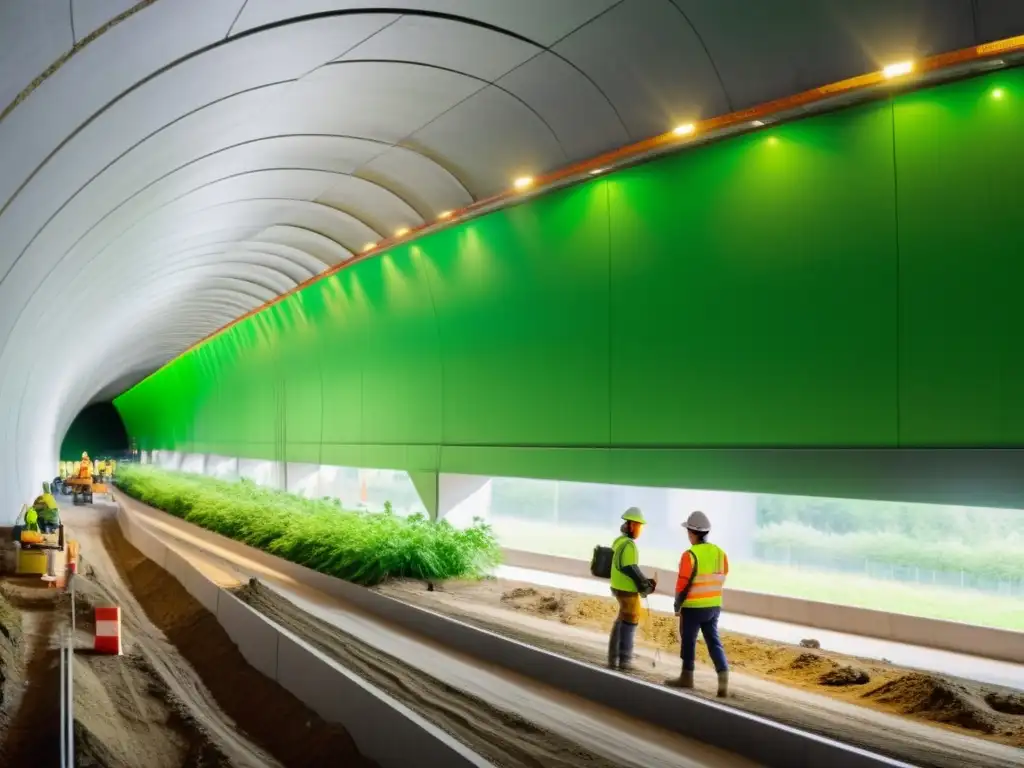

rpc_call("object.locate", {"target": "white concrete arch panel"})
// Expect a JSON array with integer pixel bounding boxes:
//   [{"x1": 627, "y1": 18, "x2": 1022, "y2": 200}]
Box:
[
  {"x1": 335, "y1": 14, "x2": 540, "y2": 81},
  {"x1": 674, "y1": 0, "x2": 976, "y2": 110},
  {"x1": 132, "y1": 198, "x2": 379, "y2": 255},
  {"x1": 314, "y1": 175, "x2": 426, "y2": 235},
  {"x1": 356, "y1": 145, "x2": 474, "y2": 219},
  {"x1": 280, "y1": 61, "x2": 485, "y2": 145},
  {"x1": 232, "y1": 0, "x2": 622, "y2": 45},
  {"x1": 0, "y1": 14, "x2": 396, "y2": 256},
  {"x1": 495, "y1": 51, "x2": 631, "y2": 163},
  {"x1": 976, "y1": 0, "x2": 1024, "y2": 42},
  {"x1": 250, "y1": 225, "x2": 354, "y2": 267},
  {"x1": 407, "y1": 84, "x2": 568, "y2": 196},
  {"x1": 554, "y1": 0, "x2": 731, "y2": 140},
  {"x1": 209, "y1": 243, "x2": 329, "y2": 281},
  {"x1": 0, "y1": 3, "x2": 73, "y2": 109},
  {"x1": 70, "y1": 0, "x2": 141, "y2": 41},
  {"x1": 0, "y1": 0, "x2": 246, "y2": 207}
]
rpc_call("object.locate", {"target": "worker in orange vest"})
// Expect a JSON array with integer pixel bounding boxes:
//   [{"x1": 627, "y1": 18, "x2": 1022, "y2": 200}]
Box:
[{"x1": 667, "y1": 511, "x2": 730, "y2": 697}]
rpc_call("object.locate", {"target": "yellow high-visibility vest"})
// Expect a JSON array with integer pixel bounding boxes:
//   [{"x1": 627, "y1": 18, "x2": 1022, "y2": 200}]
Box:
[{"x1": 681, "y1": 542, "x2": 728, "y2": 609}]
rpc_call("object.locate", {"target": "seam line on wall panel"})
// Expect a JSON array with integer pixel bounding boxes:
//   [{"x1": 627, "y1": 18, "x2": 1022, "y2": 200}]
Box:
[
  {"x1": 226, "y1": 0, "x2": 250, "y2": 39},
  {"x1": 416, "y1": 248, "x2": 446, "y2": 454},
  {"x1": 606, "y1": 178, "x2": 613, "y2": 451},
  {"x1": 890, "y1": 99, "x2": 902, "y2": 448},
  {"x1": 69, "y1": 0, "x2": 77, "y2": 45}
]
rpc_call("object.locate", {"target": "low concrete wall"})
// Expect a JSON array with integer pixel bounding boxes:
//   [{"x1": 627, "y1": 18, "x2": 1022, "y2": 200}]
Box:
[
  {"x1": 501, "y1": 548, "x2": 1024, "y2": 665},
  {"x1": 115, "y1": 494, "x2": 912, "y2": 768},
  {"x1": 113, "y1": 505, "x2": 491, "y2": 768}
]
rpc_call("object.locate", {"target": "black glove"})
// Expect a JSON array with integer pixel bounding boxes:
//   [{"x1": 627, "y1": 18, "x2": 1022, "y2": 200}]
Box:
[{"x1": 640, "y1": 578, "x2": 656, "y2": 596}]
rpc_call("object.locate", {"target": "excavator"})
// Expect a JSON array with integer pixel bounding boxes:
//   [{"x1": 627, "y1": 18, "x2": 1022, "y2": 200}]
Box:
[{"x1": 64, "y1": 451, "x2": 109, "y2": 505}]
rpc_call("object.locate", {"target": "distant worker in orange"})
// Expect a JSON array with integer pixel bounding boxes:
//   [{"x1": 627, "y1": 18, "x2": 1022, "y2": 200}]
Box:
[
  {"x1": 78, "y1": 451, "x2": 93, "y2": 479},
  {"x1": 667, "y1": 511, "x2": 730, "y2": 697}
]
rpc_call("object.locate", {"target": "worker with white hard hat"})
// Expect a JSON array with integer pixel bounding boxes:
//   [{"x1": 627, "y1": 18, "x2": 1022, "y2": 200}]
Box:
[
  {"x1": 607, "y1": 507, "x2": 657, "y2": 672},
  {"x1": 667, "y1": 510, "x2": 730, "y2": 697}
]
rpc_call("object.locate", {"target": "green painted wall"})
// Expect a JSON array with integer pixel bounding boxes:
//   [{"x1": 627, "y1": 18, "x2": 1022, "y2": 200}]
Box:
[{"x1": 115, "y1": 69, "x2": 1024, "y2": 490}]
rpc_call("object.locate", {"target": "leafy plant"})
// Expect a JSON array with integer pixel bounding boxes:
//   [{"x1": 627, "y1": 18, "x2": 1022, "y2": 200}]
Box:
[{"x1": 115, "y1": 465, "x2": 501, "y2": 586}]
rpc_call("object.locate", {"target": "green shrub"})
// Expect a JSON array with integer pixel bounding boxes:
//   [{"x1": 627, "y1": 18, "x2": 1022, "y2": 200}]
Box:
[{"x1": 115, "y1": 465, "x2": 501, "y2": 586}]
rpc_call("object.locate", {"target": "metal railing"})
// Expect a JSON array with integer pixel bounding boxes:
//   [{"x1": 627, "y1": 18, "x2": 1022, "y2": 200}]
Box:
[{"x1": 59, "y1": 562, "x2": 76, "y2": 767}]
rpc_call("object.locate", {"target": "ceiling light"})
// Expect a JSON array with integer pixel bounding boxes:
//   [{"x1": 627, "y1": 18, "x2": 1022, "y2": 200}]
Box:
[
  {"x1": 438, "y1": 210, "x2": 453, "y2": 220},
  {"x1": 513, "y1": 176, "x2": 534, "y2": 191},
  {"x1": 589, "y1": 168, "x2": 606, "y2": 176},
  {"x1": 751, "y1": 120, "x2": 765, "y2": 127},
  {"x1": 882, "y1": 60, "x2": 913, "y2": 79},
  {"x1": 394, "y1": 227, "x2": 410, "y2": 237},
  {"x1": 362, "y1": 242, "x2": 376, "y2": 253},
  {"x1": 673, "y1": 123, "x2": 696, "y2": 137},
  {"x1": 992, "y1": 87, "x2": 1005, "y2": 99}
]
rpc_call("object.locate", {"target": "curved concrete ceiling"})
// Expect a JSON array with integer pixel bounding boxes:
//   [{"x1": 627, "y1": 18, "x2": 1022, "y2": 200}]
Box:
[{"x1": 1, "y1": 0, "x2": 1022, "y2": 514}]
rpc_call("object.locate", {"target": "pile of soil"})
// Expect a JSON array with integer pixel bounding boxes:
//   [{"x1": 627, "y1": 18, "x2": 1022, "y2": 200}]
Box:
[
  {"x1": 386, "y1": 579, "x2": 1024, "y2": 756},
  {"x1": 865, "y1": 673, "x2": 1002, "y2": 734},
  {"x1": 236, "y1": 579, "x2": 622, "y2": 768},
  {"x1": 94, "y1": 518, "x2": 376, "y2": 768}
]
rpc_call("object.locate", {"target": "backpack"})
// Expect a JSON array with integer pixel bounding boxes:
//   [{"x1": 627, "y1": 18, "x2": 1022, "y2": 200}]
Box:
[{"x1": 590, "y1": 544, "x2": 614, "y2": 579}]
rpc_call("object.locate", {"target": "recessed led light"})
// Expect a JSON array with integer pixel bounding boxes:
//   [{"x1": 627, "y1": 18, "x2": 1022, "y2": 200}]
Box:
[
  {"x1": 362, "y1": 242, "x2": 376, "y2": 253},
  {"x1": 589, "y1": 168, "x2": 606, "y2": 176},
  {"x1": 751, "y1": 120, "x2": 765, "y2": 127},
  {"x1": 394, "y1": 227, "x2": 410, "y2": 237},
  {"x1": 438, "y1": 210, "x2": 453, "y2": 220},
  {"x1": 673, "y1": 123, "x2": 696, "y2": 137},
  {"x1": 882, "y1": 60, "x2": 913, "y2": 79},
  {"x1": 513, "y1": 176, "x2": 534, "y2": 191}
]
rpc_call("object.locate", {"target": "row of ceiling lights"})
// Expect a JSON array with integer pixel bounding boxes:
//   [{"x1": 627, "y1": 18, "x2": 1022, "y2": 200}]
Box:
[{"x1": 358, "y1": 57, "x2": 1011, "y2": 257}]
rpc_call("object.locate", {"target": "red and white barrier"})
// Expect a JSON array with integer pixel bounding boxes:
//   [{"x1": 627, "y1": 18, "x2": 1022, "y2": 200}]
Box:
[{"x1": 94, "y1": 606, "x2": 122, "y2": 655}]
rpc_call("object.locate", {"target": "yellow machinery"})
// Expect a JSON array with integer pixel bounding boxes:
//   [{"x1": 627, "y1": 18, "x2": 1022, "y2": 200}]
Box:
[{"x1": 12, "y1": 504, "x2": 65, "y2": 575}]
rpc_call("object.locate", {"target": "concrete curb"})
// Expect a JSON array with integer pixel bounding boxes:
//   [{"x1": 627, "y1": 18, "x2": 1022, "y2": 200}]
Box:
[
  {"x1": 115, "y1": 494, "x2": 914, "y2": 768},
  {"x1": 113, "y1": 504, "x2": 493, "y2": 768},
  {"x1": 501, "y1": 548, "x2": 1024, "y2": 665}
]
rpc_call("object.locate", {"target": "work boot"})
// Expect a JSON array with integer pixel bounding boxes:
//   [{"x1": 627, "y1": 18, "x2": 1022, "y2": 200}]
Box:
[
  {"x1": 607, "y1": 620, "x2": 622, "y2": 669},
  {"x1": 666, "y1": 670, "x2": 694, "y2": 689},
  {"x1": 618, "y1": 621, "x2": 638, "y2": 672},
  {"x1": 717, "y1": 671, "x2": 729, "y2": 698}
]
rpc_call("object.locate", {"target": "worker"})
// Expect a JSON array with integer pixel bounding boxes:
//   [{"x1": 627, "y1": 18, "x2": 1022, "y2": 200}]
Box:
[
  {"x1": 33, "y1": 482, "x2": 60, "y2": 532},
  {"x1": 608, "y1": 507, "x2": 657, "y2": 672},
  {"x1": 78, "y1": 451, "x2": 92, "y2": 479},
  {"x1": 667, "y1": 510, "x2": 730, "y2": 697}
]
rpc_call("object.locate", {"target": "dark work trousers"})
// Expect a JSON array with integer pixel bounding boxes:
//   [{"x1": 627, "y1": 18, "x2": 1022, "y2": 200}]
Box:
[{"x1": 679, "y1": 606, "x2": 728, "y2": 672}]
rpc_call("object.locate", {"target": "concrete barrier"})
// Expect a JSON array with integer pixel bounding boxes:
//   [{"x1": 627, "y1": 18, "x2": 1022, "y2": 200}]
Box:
[
  {"x1": 502, "y1": 548, "x2": 1024, "y2": 665},
  {"x1": 114, "y1": 494, "x2": 913, "y2": 768},
  {"x1": 112, "y1": 503, "x2": 491, "y2": 768}
]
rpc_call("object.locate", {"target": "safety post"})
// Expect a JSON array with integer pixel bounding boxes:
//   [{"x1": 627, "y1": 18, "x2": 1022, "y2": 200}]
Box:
[{"x1": 93, "y1": 606, "x2": 122, "y2": 654}]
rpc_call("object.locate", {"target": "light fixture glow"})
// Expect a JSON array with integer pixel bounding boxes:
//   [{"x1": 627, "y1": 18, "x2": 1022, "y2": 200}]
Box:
[
  {"x1": 362, "y1": 242, "x2": 376, "y2": 253},
  {"x1": 513, "y1": 176, "x2": 534, "y2": 191},
  {"x1": 589, "y1": 168, "x2": 606, "y2": 176},
  {"x1": 394, "y1": 227, "x2": 410, "y2": 237},
  {"x1": 992, "y1": 87, "x2": 1005, "y2": 99},
  {"x1": 673, "y1": 123, "x2": 696, "y2": 137},
  {"x1": 882, "y1": 60, "x2": 913, "y2": 79},
  {"x1": 751, "y1": 120, "x2": 765, "y2": 127},
  {"x1": 438, "y1": 210, "x2": 453, "y2": 220}
]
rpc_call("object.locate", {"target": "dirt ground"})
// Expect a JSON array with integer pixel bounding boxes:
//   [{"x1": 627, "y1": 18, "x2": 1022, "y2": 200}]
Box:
[
  {"x1": 379, "y1": 578, "x2": 1024, "y2": 768},
  {"x1": 0, "y1": 576, "x2": 228, "y2": 767},
  {"x1": 235, "y1": 578, "x2": 624, "y2": 768},
  {"x1": 63, "y1": 503, "x2": 376, "y2": 768}
]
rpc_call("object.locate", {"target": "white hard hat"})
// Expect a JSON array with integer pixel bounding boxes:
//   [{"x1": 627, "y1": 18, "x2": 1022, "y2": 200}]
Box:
[{"x1": 684, "y1": 510, "x2": 711, "y2": 533}]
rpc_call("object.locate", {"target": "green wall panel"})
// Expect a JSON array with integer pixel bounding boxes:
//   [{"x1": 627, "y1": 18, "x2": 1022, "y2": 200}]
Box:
[
  {"x1": 114, "y1": 69, "x2": 1024, "y2": 490},
  {"x1": 608, "y1": 102, "x2": 899, "y2": 447},
  {"x1": 895, "y1": 69, "x2": 1024, "y2": 445}
]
